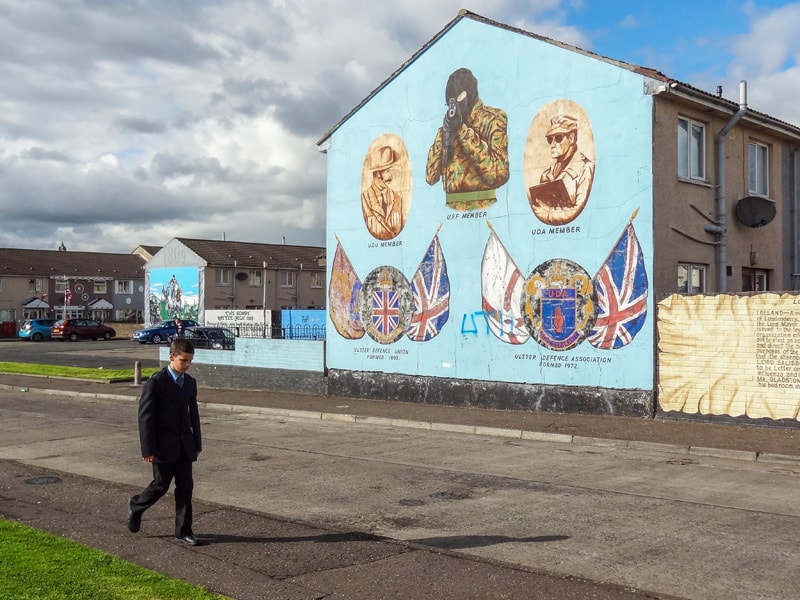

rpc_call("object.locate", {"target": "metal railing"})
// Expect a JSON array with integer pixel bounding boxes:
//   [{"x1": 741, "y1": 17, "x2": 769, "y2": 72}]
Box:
[{"x1": 222, "y1": 323, "x2": 326, "y2": 340}]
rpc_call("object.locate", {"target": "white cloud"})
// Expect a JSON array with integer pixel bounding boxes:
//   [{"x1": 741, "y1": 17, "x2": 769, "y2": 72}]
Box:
[
  {"x1": 725, "y1": 3, "x2": 800, "y2": 125},
  {"x1": 0, "y1": 0, "x2": 796, "y2": 255}
]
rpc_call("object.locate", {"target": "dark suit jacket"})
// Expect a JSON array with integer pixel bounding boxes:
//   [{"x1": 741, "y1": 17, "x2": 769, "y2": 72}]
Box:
[{"x1": 138, "y1": 367, "x2": 202, "y2": 463}]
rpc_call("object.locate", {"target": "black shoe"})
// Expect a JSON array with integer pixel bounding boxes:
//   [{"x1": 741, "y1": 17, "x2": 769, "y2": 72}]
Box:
[
  {"x1": 176, "y1": 534, "x2": 199, "y2": 546},
  {"x1": 126, "y1": 501, "x2": 141, "y2": 533}
]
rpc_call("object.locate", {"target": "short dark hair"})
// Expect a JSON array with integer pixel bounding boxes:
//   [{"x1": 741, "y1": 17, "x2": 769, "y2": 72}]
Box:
[{"x1": 170, "y1": 337, "x2": 194, "y2": 355}]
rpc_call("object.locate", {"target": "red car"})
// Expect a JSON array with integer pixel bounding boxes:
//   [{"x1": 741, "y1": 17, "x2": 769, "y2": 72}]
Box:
[{"x1": 52, "y1": 319, "x2": 116, "y2": 342}]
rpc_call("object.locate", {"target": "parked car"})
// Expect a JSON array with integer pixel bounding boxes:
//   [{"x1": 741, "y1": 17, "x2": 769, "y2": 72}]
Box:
[
  {"x1": 18, "y1": 318, "x2": 57, "y2": 341},
  {"x1": 52, "y1": 319, "x2": 116, "y2": 341},
  {"x1": 176, "y1": 326, "x2": 236, "y2": 350},
  {"x1": 132, "y1": 319, "x2": 199, "y2": 344}
]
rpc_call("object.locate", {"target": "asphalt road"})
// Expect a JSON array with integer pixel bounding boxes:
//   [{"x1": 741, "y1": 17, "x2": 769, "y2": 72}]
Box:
[{"x1": 0, "y1": 338, "x2": 161, "y2": 369}]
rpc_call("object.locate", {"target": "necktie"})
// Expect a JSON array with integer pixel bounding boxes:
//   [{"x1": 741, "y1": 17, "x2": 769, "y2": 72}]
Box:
[{"x1": 176, "y1": 375, "x2": 184, "y2": 388}]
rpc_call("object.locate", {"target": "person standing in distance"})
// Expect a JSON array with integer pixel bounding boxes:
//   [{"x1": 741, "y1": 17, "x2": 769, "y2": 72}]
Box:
[{"x1": 127, "y1": 337, "x2": 202, "y2": 546}]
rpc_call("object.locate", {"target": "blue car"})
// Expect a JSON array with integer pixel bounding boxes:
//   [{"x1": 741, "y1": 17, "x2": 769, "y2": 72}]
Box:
[
  {"x1": 18, "y1": 318, "x2": 57, "y2": 341},
  {"x1": 132, "y1": 319, "x2": 199, "y2": 344}
]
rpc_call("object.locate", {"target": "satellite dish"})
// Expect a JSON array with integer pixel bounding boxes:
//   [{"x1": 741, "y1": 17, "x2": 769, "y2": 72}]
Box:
[
  {"x1": 735, "y1": 196, "x2": 776, "y2": 228},
  {"x1": 235, "y1": 271, "x2": 248, "y2": 281}
]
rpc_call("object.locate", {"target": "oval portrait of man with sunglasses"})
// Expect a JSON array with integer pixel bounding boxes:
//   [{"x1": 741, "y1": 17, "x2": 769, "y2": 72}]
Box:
[{"x1": 523, "y1": 99, "x2": 596, "y2": 225}]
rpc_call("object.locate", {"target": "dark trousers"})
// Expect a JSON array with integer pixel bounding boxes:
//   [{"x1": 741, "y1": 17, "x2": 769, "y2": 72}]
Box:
[{"x1": 130, "y1": 456, "x2": 194, "y2": 537}]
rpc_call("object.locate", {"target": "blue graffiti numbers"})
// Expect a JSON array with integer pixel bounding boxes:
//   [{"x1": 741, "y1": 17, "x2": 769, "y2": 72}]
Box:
[
  {"x1": 461, "y1": 311, "x2": 491, "y2": 336},
  {"x1": 462, "y1": 310, "x2": 524, "y2": 338}
]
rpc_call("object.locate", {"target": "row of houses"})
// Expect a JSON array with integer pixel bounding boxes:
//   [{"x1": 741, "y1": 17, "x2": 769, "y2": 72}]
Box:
[{"x1": 0, "y1": 238, "x2": 326, "y2": 326}]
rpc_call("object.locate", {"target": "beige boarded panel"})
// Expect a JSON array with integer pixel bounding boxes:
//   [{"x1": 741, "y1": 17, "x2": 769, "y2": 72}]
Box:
[{"x1": 658, "y1": 293, "x2": 800, "y2": 421}]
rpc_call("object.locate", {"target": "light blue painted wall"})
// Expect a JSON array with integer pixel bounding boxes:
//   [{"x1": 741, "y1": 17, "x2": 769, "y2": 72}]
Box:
[
  {"x1": 325, "y1": 18, "x2": 654, "y2": 390},
  {"x1": 159, "y1": 338, "x2": 324, "y2": 371}
]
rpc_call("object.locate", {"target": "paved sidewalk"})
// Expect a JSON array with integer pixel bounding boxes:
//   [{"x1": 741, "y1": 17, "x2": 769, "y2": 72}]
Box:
[{"x1": 2, "y1": 373, "x2": 800, "y2": 459}]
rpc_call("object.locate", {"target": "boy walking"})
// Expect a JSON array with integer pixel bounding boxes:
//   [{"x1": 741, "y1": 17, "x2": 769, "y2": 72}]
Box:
[{"x1": 127, "y1": 337, "x2": 202, "y2": 545}]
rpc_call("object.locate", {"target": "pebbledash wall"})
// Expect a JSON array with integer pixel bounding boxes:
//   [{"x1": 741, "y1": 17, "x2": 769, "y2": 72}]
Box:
[{"x1": 321, "y1": 14, "x2": 654, "y2": 417}]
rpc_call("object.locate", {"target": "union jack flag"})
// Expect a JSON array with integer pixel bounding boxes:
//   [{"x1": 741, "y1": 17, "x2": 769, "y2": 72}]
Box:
[
  {"x1": 64, "y1": 281, "x2": 72, "y2": 306},
  {"x1": 407, "y1": 234, "x2": 450, "y2": 342},
  {"x1": 371, "y1": 289, "x2": 401, "y2": 335},
  {"x1": 588, "y1": 222, "x2": 648, "y2": 350}
]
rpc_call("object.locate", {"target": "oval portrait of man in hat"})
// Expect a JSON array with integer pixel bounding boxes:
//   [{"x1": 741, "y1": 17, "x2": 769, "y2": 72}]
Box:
[
  {"x1": 360, "y1": 135, "x2": 412, "y2": 240},
  {"x1": 523, "y1": 100, "x2": 596, "y2": 225}
]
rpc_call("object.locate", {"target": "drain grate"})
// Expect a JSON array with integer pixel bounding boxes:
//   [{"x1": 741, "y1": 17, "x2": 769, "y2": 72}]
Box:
[{"x1": 25, "y1": 475, "x2": 62, "y2": 485}]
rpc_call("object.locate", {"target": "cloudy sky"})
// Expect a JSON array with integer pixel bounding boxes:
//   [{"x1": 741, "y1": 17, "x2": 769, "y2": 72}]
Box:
[{"x1": 1, "y1": 0, "x2": 798, "y2": 253}]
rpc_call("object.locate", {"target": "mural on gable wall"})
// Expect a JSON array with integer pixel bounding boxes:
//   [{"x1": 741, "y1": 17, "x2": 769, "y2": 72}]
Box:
[
  {"x1": 524, "y1": 100, "x2": 596, "y2": 225},
  {"x1": 425, "y1": 68, "x2": 510, "y2": 211},
  {"x1": 148, "y1": 267, "x2": 199, "y2": 324},
  {"x1": 329, "y1": 231, "x2": 450, "y2": 344},
  {"x1": 361, "y1": 136, "x2": 412, "y2": 240},
  {"x1": 480, "y1": 212, "x2": 647, "y2": 351},
  {"x1": 325, "y1": 17, "x2": 655, "y2": 391}
]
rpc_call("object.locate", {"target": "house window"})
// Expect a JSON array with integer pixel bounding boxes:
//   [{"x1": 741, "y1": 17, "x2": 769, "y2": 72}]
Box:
[
  {"x1": 748, "y1": 141, "x2": 769, "y2": 196},
  {"x1": 93, "y1": 280, "x2": 107, "y2": 294},
  {"x1": 742, "y1": 268, "x2": 769, "y2": 292},
  {"x1": 280, "y1": 271, "x2": 295, "y2": 288},
  {"x1": 216, "y1": 269, "x2": 230, "y2": 285},
  {"x1": 116, "y1": 280, "x2": 132, "y2": 294},
  {"x1": 677, "y1": 263, "x2": 706, "y2": 294},
  {"x1": 28, "y1": 278, "x2": 43, "y2": 292},
  {"x1": 0, "y1": 277, "x2": 3, "y2": 291},
  {"x1": 310, "y1": 272, "x2": 323, "y2": 288},
  {"x1": 249, "y1": 270, "x2": 263, "y2": 287},
  {"x1": 55, "y1": 280, "x2": 66, "y2": 293},
  {"x1": 677, "y1": 117, "x2": 706, "y2": 180}
]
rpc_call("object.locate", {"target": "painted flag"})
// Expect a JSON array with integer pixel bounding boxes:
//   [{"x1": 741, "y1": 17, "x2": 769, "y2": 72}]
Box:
[
  {"x1": 588, "y1": 222, "x2": 648, "y2": 349},
  {"x1": 406, "y1": 234, "x2": 450, "y2": 342},
  {"x1": 328, "y1": 241, "x2": 364, "y2": 340},
  {"x1": 65, "y1": 281, "x2": 72, "y2": 306},
  {"x1": 480, "y1": 228, "x2": 530, "y2": 345},
  {"x1": 371, "y1": 288, "x2": 401, "y2": 335}
]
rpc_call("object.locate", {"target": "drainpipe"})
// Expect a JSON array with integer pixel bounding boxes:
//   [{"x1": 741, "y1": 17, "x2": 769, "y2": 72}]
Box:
[
  {"x1": 791, "y1": 146, "x2": 799, "y2": 289},
  {"x1": 704, "y1": 80, "x2": 747, "y2": 292}
]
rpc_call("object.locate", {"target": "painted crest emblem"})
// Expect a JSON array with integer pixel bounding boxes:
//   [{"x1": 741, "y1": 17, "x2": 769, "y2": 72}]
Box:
[
  {"x1": 359, "y1": 266, "x2": 413, "y2": 344},
  {"x1": 521, "y1": 259, "x2": 596, "y2": 351}
]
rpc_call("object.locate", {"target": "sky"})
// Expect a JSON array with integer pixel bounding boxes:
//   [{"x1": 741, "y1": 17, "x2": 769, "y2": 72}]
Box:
[{"x1": 1, "y1": 0, "x2": 798, "y2": 254}]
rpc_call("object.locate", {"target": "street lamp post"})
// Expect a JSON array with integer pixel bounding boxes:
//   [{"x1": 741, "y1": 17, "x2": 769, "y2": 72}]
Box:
[{"x1": 262, "y1": 261, "x2": 268, "y2": 338}]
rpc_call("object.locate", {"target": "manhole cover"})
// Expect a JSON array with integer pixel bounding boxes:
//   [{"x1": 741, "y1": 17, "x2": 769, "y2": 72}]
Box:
[{"x1": 26, "y1": 475, "x2": 62, "y2": 485}]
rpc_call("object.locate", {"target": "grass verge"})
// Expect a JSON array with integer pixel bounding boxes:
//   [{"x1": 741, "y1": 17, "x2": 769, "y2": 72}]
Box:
[
  {"x1": 0, "y1": 362, "x2": 159, "y2": 382},
  {"x1": 0, "y1": 520, "x2": 228, "y2": 599}
]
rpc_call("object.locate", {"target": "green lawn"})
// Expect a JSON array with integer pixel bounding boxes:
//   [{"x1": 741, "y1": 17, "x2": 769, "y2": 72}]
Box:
[
  {"x1": 0, "y1": 520, "x2": 228, "y2": 599},
  {"x1": 0, "y1": 362, "x2": 159, "y2": 382}
]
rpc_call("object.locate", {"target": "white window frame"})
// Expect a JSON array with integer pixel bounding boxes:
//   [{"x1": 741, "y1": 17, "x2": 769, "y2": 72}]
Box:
[
  {"x1": 748, "y1": 141, "x2": 769, "y2": 197},
  {"x1": 216, "y1": 269, "x2": 230, "y2": 285},
  {"x1": 28, "y1": 278, "x2": 44, "y2": 293},
  {"x1": 310, "y1": 272, "x2": 323, "y2": 288},
  {"x1": 249, "y1": 270, "x2": 263, "y2": 287},
  {"x1": 116, "y1": 280, "x2": 133, "y2": 294},
  {"x1": 678, "y1": 263, "x2": 706, "y2": 295},
  {"x1": 93, "y1": 280, "x2": 107, "y2": 294},
  {"x1": 677, "y1": 117, "x2": 706, "y2": 181},
  {"x1": 280, "y1": 271, "x2": 295, "y2": 288}
]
